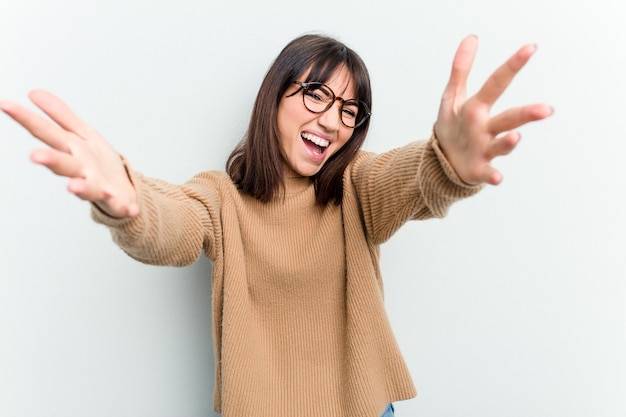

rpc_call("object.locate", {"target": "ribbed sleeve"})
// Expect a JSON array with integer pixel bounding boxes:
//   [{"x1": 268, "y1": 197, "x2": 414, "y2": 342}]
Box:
[
  {"x1": 349, "y1": 136, "x2": 482, "y2": 244},
  {"x1": 91, "y1": 165, "x2": 228, "y2": 266}
]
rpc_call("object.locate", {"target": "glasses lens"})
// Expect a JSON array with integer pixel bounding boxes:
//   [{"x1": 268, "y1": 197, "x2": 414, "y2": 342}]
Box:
[
  {"x1": 343, "y1": 101, "x2": 370, "y2": 128},
  {"x1": 302, "y1": 84, "x2": 333, "y2": 113},
  {"x1": 341, "y1": 101, "x2": 360, "y2": 128}
]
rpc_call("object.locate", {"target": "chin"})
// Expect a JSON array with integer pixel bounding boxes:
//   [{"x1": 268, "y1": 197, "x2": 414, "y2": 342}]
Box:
[
  {"x1": 296, "y1": 167, "x2": 322, "y2": 178},
  {"x1": 291, "y1": 162, "x2": 324, "y2": 177}
]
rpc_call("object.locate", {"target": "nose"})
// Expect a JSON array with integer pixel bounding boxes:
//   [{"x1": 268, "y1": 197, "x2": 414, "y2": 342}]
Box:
[{"x1": 317, "y1": 99, "x2": 342, "y2": 131}]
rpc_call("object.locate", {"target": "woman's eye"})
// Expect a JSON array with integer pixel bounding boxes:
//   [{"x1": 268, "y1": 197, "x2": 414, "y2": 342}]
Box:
[
  {"x1": 342, "y1": 105, "x2": 358, "y2": 119},
  {"x1": 305, "y1": 91, "x2": 325, "y2": 102}
]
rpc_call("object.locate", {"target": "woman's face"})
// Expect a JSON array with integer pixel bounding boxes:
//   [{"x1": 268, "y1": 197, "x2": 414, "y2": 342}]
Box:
[{"x1": 276, "y1": 67, "x2": 356, "y2": 177}]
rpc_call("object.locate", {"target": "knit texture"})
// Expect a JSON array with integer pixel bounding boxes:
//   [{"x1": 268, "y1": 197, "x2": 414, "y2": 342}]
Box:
[{"x1": 93, "y1": 137, "x2": 481, "y2": 417}]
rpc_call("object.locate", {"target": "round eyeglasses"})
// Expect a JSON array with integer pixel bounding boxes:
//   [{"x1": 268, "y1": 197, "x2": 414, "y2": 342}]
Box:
[{"x1": 289, "y1": 81, "x2": 371, "y2": 128}]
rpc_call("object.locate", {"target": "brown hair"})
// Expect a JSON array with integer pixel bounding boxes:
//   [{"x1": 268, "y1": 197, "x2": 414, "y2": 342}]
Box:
[{"x1": 226, "y1": 34, "x2": 372, "y2": 205}]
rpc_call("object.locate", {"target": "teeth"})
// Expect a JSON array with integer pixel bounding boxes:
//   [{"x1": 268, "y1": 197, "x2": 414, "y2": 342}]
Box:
[{"x1": 301, "y1": 132, "x2": 329, "y2": 148}]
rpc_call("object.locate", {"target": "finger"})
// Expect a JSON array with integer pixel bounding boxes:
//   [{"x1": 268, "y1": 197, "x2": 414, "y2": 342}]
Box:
[
  {"x1": 486, "y1": 168, "x2": 503, "y2": 186},
  {"x1": 31, "y1": 148, "x2": 83, "y2": 177},
  {"x1": 488, "y1": 131, "x2": 521, "y2": 159},
  {"x1": 479, "y1": 165, "x2": 503, "y2": 186},
  {"x1": 1, "y1": 100, "x2": 75, "y2": 152},
  {"x1": 442, "y1": 35, "x2": 479, "y2": 104},
  {"x1": 68, "y1": 178, "x2": 140, "y2": 218},
  {"x1": 465, "y1": 163, "x2": 502, "y2": 186},
  {"x1": 475, "y1": 44, "x2": 537, "y2": 106},
  {"x1": 28, "y1": 89, "x2": 96, "y2": 139},
  {"x1": 67, "y1": 178, "x2": 104, "y2": 201},
  {"x1": 488, "y1": 103, "x2": 554, "y2": 134},
  {"x1": 67, "y1": 178, "x2": 112, "y2": 205}
]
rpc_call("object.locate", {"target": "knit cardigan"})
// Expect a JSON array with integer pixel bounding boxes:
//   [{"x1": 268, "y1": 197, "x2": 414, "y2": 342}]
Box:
[{"x1": 92, "y1": 136, "x2": 481, "y2": 417}]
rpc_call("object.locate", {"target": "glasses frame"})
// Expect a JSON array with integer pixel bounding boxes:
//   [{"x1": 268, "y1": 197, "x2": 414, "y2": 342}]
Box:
[{"x1": 288, "y1": 81, "x2": 371, "y2": 129}]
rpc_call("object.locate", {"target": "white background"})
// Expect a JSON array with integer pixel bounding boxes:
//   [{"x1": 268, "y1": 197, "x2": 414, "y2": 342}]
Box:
[{"x1": 1, "y1": 1, "x2": 624, "y2": 416}]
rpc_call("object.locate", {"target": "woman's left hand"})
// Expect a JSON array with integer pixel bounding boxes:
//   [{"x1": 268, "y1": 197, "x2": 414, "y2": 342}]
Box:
[{"x1": 434, "y1": 35, "x2": 553, "y2": 185}]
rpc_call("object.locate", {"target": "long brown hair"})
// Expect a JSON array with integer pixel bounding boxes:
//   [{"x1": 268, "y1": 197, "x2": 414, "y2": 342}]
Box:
[{"x1": 226, "y1": 34, "x2": 372, "y2": 205}]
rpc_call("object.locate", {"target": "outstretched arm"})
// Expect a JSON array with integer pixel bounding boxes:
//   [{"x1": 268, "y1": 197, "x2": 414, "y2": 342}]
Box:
[
  {"x1": 1, "y1": 90, "x2": 139, "y2": 217},
  {"x1": 434, "y1": 35, "x2": 553, "y2": 185}
]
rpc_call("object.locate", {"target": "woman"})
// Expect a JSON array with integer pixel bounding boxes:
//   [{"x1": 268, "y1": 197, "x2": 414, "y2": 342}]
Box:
[{"x1": 0, "y1": 34, "x2": 552, "y2": 417}]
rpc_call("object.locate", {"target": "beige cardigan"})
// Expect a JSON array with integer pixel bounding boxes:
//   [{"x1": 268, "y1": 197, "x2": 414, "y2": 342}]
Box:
[{"x1": 93, "y1": 136, "x2": 480, "y2": 417}]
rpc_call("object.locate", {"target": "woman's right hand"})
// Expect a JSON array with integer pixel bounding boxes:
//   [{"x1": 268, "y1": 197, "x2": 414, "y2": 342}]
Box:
[{"x1": 1, "y1": 90, "x2": 139, "y2": 218}]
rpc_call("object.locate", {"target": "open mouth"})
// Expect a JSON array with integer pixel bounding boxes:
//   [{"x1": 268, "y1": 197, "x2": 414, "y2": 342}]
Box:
[{"x1": 301, "y1": 132, "x2": 330, "y2": 155}]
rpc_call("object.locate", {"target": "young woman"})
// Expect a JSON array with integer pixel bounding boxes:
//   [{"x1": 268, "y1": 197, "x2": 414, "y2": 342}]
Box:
[{"x1": 0, "y1": 34, "x2": 552, "y2": 417}]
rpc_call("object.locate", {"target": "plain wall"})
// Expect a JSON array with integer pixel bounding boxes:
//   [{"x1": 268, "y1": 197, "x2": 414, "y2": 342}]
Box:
[{"x1": 1, "y1": 0, "x2": 624, "y2": 416}]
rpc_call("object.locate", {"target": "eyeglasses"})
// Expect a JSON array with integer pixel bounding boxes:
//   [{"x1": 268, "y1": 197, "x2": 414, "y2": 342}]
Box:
[{"x1": 289, "y1": 81, "x2": 371, "y2": 128}]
